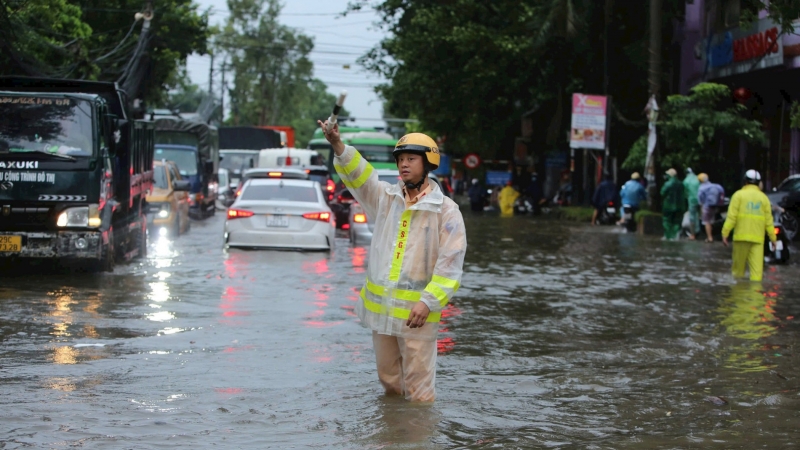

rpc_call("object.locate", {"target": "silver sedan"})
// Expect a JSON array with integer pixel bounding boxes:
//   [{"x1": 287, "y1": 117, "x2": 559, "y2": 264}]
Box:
[{"x1": 224, "y1": 178, "x2": 336, "y2": 251}]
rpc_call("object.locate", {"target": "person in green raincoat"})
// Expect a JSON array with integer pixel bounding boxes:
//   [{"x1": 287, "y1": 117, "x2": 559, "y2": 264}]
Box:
[
  {"x1": 660, "y1": 168, "x2": 685, "y2": 240},
  {"x1": 683, "y1": 168, "x2": 700, "y2": 240}
]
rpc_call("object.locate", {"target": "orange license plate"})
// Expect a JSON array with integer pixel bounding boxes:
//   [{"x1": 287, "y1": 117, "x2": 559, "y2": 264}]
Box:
[{"x1": 0, "y1": 235, "x2": 21, "y2": 252}]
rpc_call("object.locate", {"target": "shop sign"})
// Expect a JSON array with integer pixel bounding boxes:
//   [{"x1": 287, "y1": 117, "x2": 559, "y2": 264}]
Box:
[
  {"x1": 705, "y1": 18, "x2": 783, "y2": 79},
  {"x1": 569, "y1": 94, "x2": 607, "y2": 150}
]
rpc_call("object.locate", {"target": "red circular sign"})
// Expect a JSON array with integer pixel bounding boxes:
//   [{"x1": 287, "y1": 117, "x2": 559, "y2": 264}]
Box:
[{"x1": 464, "y1": 153, "x2": 481, "y2": 169}]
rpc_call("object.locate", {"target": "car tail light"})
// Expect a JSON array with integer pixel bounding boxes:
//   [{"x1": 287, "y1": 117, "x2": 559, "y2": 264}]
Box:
[
  {"x1": 607, "y1": 201, "x2": 614, "y2": 206},
  {"x1": 227, "y1": 209, "x2": 254, "y2": 219},
  {"x1": 354, "y1": 213, "x2": 367, "y2": 223},
  {"x1": 775, "y1": 227, "x2": 781, "y2": 235},
  {"x1": 268, "y1": 172, "x2": 282, "y2": 177},
  {"x1": 342, "y1": 223, "x2": 350, "y2": 230},
  {"x1": 236, "y1": 190, "x2": 242, "y2": 197},
  {"x1": 326, "y1": 179, "x2": 335, "y2": 192},
  {"x1": 302, "y1": 212, "x2": 331, "y2": 222}
]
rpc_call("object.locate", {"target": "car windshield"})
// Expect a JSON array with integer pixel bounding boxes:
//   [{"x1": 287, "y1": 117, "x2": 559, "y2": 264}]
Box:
[
  {"x1": 778, "y1": 178, "x2": 800, "y2": 192},
  {"x1": 155, "y1": 148, "x2": 197, "y2": 176},
  {"x1": 0, "y1": 95, "x2": 94, "y2": 157},
  {"x1": 241, "y1": 184, "x2": 318, "y2": 202},
  {"x1": 308, "y1": 173, "x2": 329, "y2": 185},
  {"x1": 379, "y1": 175, "x2": 401, "y2": 184},
  {"x1": 220, "y1": 151, "x2": 258, "y2": 174},
  {"x1": 153, "y1": 166, "x2": 169, "y2": 189}
]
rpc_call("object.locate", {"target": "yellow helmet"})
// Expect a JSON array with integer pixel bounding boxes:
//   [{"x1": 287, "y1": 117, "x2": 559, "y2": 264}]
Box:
[{"x1": 393, "y1": 133, "x2": 440, "y2": 169}]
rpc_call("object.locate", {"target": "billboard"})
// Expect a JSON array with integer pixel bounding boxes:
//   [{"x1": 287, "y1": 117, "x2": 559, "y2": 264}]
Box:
[{"x1": 570, "y1": 94, "x2": 608, "y2": 150}]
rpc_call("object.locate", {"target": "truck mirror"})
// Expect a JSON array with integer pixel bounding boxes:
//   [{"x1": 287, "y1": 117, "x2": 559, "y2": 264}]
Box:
[{"x1": 173, "y1": 180, "x2": 191, "y2": 192}]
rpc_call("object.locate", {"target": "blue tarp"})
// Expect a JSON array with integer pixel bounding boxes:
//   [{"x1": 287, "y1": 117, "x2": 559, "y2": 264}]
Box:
[{"x1": 486, "y1": 171, "x2": 512, "y2": 186}]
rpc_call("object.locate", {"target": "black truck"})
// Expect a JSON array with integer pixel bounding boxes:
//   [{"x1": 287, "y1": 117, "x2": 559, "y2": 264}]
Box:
[{"x1": 0, "y1": 77, "x2": 154, "y2": 271}]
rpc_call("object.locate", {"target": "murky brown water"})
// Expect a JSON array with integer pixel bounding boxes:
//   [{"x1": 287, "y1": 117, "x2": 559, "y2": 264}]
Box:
[{"x1": 1, "y1": 210, "x2": 799, "y2": 448}]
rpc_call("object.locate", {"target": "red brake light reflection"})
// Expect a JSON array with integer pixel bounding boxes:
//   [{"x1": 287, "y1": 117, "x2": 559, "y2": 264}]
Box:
[
  {"x1": 302, "y1": 212, "x2": 331, "y2": 222},
  {"x1": 326, "y1": 179, "x2": 335, "y2": 191},
  {"x1": 227, "y1": 209, "x2": 254, "y2": 219}
]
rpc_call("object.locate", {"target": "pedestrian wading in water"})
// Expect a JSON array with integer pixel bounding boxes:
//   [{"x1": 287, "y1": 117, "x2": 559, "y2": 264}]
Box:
[{"x1": 318, "y1": 119, "x2": 467, "y2": 402}]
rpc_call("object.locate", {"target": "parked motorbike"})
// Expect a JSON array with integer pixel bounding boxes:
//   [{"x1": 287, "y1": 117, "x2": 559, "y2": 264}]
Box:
[{"x1": 765, "y1": 208, "x2": 791, "y2": 264}]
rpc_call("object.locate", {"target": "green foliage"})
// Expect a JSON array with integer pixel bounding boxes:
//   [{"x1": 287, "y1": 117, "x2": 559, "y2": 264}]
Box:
[
  {"x1": 218, "y1": 0, "x2": 347, "y2": 148},
  {"x1": 623, "y1": 83, "x2": 767, "y2": 171},
  {"x1": 741, "y1": 0, "x2": 800, "y2": 34},
  {"x1": 0, "y1": 0, "x2": 211, "y2": 105},
  {"x1": 554, "y1": 206, "x2": 595, "y2": 222},
  {"x1": 359, "y1": 0, "x2": 687, "y2": 162}
]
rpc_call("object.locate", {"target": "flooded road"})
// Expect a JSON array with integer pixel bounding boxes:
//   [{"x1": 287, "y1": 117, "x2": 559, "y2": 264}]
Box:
[{"x1": 2, "y1": 211, "x2": 799, "y2": 448}]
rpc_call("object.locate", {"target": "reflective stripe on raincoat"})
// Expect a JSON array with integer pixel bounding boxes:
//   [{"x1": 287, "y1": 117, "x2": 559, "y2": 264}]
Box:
[
  {"x1": 722, "y1": 184, "x2": 777, "y2": 244},
  {"x1": 334, "y1": 146, "x2": 467, "y2": 341}
]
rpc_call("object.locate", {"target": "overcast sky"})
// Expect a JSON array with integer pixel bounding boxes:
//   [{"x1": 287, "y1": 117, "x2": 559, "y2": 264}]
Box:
[{"x1": 185, "y1": 0, "x2": 388, "y2": 129}]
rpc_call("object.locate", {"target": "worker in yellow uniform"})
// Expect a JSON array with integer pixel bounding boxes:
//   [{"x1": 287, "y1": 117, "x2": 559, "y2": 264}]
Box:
[
  {"x1": 721, "y1": 170, "x2": 777, "y2": 282},
  {"x1": 318, "y1": 119, "x2": 467, "y2": 402},
  {"x1": 498, "y1": 181, "x2": 519, "y2": 216}
]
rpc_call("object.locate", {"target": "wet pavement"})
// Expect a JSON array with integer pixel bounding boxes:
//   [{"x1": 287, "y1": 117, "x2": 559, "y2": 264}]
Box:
[{"x1": 1, "y1": 211, "x2": 800, "y2": 448}]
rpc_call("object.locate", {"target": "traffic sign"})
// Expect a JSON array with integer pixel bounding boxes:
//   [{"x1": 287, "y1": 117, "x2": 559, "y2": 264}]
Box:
[{"x1": 464, "y1": 153, "x2": 481, "y2": 169}]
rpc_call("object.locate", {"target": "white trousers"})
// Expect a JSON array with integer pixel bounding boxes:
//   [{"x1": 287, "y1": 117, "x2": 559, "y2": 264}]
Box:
[{"x1": 372, "y1": 331, "x2": 438, "y2": 402}]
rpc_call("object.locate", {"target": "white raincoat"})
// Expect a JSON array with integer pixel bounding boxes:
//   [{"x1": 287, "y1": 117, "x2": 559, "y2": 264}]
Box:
[{"x1": 334, "y1": 146, "x2": 467, "y2": 342}]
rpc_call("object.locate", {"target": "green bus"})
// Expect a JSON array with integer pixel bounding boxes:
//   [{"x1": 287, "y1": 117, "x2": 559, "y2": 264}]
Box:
[{"x1": 308, "y1": 127, "x2": 398, "y2": 180}]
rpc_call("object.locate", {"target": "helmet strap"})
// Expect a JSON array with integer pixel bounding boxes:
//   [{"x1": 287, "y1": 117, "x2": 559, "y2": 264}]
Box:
[{"x1": 405, "y1": 172, "x2": 428, "y2": 191}]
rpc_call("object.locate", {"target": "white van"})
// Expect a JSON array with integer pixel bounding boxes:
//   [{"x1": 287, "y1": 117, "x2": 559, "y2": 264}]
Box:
[{"x1": 258, "y1": 148, "x2": 326, "y2": 168}]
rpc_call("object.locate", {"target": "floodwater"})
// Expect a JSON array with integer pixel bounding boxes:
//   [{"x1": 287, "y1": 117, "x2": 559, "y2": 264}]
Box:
[{"x1": 1, "y1": 210, "x2": 799, "y2": 449}]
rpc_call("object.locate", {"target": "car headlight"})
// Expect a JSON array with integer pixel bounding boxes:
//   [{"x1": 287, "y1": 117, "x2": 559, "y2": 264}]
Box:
[
  {"x1": 57, "y1": 207, "x2": 88, "y2": 227},
  {"x1": 156, "y1": 203, "x2": 171, "y2": 218}
]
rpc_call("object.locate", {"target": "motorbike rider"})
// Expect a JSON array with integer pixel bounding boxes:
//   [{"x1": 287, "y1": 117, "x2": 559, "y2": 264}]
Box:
[
  {"x1": 318, "y1": 120, "x2": 467, "y2": 402},
  {"x1": 591, "y1": 174, "x2": 617, "y2": 226},
  {"x1": 660, "y1": 168, "x2": 685, "y2": 240},
  {"x1": 697, "y1": 173, "x2": 725, "y2": 242},
  {"x1": 467, "y1": 178, "x2": 484, "y2": 212},
  {"x1": 618, "y1": 172, "x2": 647, "y2": 231},
  {"x1": 722, "y1": 170, "x2": 777, "y2": 282}
]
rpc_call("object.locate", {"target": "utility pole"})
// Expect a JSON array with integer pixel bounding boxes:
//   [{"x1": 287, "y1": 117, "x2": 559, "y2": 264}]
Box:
[
  {"x1": 208, "y1": 53, "x2": 215, "y2": 96},
  {"x1": 220, "y1": 58, "x2": 226, "y2": 123}
]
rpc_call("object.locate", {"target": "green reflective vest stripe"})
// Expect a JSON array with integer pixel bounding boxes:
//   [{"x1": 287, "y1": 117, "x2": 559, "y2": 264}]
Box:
[
  {"x1": 360, "y1": 287, "x2": 442, "y2": 323},
  {"x1": 333, "y1": 151, "x2": 362, "y2": 175},
  {"x1": 342, "y1": 164, "x2": 374, "y2": 189},
  {"x1": 388, "y1": 210, "x2": 412, "y2": 282},
  {"x1": 365, "y1": 278, "x2": 421, "y2": 301}
]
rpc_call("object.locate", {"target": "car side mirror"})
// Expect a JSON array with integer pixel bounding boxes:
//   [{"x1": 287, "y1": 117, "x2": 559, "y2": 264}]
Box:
[{"x1": 173, "y1": 180, "x2": 191, "y2": 192}]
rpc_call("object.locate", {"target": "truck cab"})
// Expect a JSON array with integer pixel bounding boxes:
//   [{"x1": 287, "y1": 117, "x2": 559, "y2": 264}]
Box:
[{"x1": 0, "y1": 77, "x2": 154, "y2": 270}]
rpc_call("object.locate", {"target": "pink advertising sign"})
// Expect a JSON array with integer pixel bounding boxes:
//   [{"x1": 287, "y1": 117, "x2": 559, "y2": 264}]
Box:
[{"x1": 570, "y1": 94, "x2": 608, "y2": 150}]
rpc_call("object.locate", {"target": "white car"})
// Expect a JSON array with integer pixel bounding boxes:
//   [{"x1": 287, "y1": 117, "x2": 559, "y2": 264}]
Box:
[
  {"x1": 348, "y1": 169, "x2": 443, "y2": 245},
  {"x1": 224, "y1": 178, "x2": 336, "y2": 251}
]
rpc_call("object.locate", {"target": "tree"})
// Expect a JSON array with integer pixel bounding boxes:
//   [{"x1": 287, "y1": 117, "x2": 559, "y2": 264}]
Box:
[
  {"x1": 218, "y1": 0, "x2": 314, "y2": 127},
  {"x1": 0, "y1": 0, "x2": 211, "y2": 106},
  {"x1": 623, "y1": 83, "x2": 766, "y2": 178}
]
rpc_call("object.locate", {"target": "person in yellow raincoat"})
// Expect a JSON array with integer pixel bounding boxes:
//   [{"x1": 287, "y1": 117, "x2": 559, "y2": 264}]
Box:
[
  {"x1": 721, "y1": 170, "x2": 777, "y2": 282},
  {"x1": 498, "y1": 181, "x2": 519, "y2": 216},
  {"x1": 318, "y1": 119, "x2": 467, "y2": 402}
]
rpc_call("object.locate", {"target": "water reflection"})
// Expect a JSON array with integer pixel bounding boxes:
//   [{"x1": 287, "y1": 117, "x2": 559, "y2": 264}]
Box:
[
  {"x1": 355, "y1": 397, "x2": 442, "y2": 448},
  {"x1": 717, "y1": 281, "x2": 780, "y2": 372}
]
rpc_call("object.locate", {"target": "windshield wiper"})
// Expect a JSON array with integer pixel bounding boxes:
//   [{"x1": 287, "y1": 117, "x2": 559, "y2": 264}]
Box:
[{"x1": 3, "y1": 149, "x2": 76, "y2": 161}]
